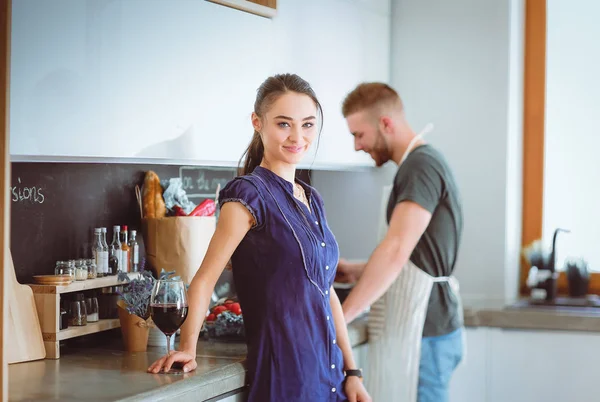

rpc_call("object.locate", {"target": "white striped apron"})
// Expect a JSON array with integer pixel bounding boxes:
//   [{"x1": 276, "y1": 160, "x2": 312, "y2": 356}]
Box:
[{"x1": 365, "y1": 127, "x2": 464, "y2": 402}]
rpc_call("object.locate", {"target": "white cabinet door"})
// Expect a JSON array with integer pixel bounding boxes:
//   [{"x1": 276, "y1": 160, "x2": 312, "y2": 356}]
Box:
[
  {"x1": 352, "y1": 343, "x2": 370, "y2": 382},
  {"x1": 488, "y1": 328, "x2": 600, "y2": 402},
  {"x1": 214, "y1": 391, "x2": 248, "y2": 402},
  {"x1": 449, "y1": 327, "x2": 488, "y2": 402},
  {"x1": 10, "y1": 0, "x2": 272, "y2": 163}
]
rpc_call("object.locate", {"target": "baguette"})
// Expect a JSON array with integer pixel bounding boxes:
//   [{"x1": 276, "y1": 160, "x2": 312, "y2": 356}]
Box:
[
  {"x1": 142, "y1": 171, "x2": 157, "y2": 219},
  {"x1": 154, "y1": 172, "x2": 166, "y2": 218}
]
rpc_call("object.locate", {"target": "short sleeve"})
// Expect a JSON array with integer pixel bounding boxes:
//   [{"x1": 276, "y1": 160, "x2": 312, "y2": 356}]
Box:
[
  {"x1": 394, "y1": 153, "x2": 443, "y2": 214},
  {"x1": 218, "y1": 177, "x2": 267, "y2": 229}
]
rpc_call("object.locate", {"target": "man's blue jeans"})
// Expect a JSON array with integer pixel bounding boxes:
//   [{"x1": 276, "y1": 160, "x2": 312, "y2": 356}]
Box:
[{"x1": 418, "y1": 327, "x2": 464, "y2": 402}]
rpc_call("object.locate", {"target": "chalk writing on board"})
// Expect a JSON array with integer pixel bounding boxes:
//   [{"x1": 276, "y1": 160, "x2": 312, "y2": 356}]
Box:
[
  {"x1": 11, "y1": 177, "x2": 45, "y2": 204},
  {"x1": 179, "y1": 167, "x2": 235, "y2": 198}
]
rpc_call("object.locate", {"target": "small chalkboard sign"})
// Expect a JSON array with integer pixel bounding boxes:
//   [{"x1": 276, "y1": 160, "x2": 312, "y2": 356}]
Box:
[{"x1": 179, "y1": 166, "x2": 236, "y2": 200}]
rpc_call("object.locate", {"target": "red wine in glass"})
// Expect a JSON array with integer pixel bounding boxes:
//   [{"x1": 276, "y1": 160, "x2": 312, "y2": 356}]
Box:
[
  {"x1": 150, "y1": 279, "x2": 189, "y2": 374},
  {"x1": 151, "y1": 304, "x2": 189, "y2": 336}
]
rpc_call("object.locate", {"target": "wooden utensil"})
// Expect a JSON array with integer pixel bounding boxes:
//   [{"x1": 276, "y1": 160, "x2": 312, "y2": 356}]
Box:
[
  {"x1": 7, "y1": 249, "x2": 46, "y2": 363},
  {"x1": 32, "y1": 275, "x2": 72, "y2": 285}
]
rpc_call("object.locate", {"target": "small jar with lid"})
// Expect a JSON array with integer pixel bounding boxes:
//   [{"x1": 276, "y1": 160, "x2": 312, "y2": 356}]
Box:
[
  {"x1": 75, "y1": 259, "x2": 88, "y2": 281},
  {"x1": 55, "y1": 261, "x2": 75, "y2": 279},
  {"x1": 69, "y1": 293, "x2": 87, "y2": 326},
  {"x1": 86, "y1": 259, "x2": 97, "y2": 279}
]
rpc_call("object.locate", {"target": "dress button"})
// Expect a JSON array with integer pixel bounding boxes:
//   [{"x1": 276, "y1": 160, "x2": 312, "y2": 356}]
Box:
[
  {"x1": 326, "y1": 316, "x2": 330, "y2": 320},
  {"x1": 331, "y1": 364, "x2": 336, "y2": 369},
  {"x1": 315, "y1": 221, "x2": 319, "y2": 225},
  {"x1": 332, "y1": 388, "x2": 336, "y2": 393},
  {"x1": 333, "y1": 339, "x2": 337, "y2": 344},
  {"x1": 325, "y1": 265, "x2": 330, "y2": 270},
  {"x1": 325, "y1": 290, "x2": 329, "y2": 295},
  {"x1": 321, "y1": 242, "x2": 326, "y2": 247}
]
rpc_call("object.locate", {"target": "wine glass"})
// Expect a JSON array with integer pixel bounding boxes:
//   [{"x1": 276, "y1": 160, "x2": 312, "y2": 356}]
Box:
[{"x1": 150, "y1": 279, "x2": 189, "y2": 374}]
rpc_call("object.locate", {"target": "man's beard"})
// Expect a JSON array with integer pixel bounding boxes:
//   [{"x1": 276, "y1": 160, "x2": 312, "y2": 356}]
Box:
[{"x1": 370, "y1": 130, "x2": 392, "y2": 167}]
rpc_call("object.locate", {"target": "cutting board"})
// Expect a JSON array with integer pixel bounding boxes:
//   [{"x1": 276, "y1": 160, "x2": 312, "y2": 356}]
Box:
[{"x1": 6, "y1": 249, "x2": 46, "y2": 363}]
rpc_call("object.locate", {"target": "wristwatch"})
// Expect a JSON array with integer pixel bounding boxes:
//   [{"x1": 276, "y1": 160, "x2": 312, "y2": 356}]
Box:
[{"x1": 345, "y1": 369, "x2": 363, "y2": 381}]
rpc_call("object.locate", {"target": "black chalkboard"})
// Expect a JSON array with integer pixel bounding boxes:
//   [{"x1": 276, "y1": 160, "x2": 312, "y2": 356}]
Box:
[{"x1": 10, "y1": 162, "x2": 310, "y2": 284}]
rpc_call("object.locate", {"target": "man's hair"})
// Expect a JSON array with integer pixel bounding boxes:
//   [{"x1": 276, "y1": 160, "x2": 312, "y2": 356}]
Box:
[{"x1": 341, "y1": 82, "x2": 404, "y2": 118}]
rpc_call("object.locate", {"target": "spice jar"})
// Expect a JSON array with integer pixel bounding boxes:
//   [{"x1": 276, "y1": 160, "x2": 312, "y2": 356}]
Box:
[
  {"x1": 85, "y1": 296, "x2": 99, "y2": 322},
  {"x1": 67, "y1": 260, "x2": 77, "y2": 279},
  {"x1": 69, "y1": 294, "x2": 87, "y2": 326},
  {"x1": 75, "y1": 259, "x2": 88, "y2": 281},
  {"x1": 55, "y1": 261, "x2": 75, "y2": 279},
  {"x1": 86, "y1": 259, "x2": 97, "y2": 279}
]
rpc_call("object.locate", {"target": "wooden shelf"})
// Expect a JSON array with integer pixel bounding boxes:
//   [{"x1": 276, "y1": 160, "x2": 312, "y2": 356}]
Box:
[
  {"x1": 28, "y1": 273, "x2": 138, "y2": 295},
  {"x1": 27, "y1": 274, "x2": 140, "y2": 358},
  {"x1": 43, "y1": 319, "x2": 121, "y2": 342}
]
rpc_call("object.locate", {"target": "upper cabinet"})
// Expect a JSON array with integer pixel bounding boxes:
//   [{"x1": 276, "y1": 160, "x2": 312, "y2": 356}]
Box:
[{"x1": 10, "y1": 0, "x2": 390, "y2": 169}]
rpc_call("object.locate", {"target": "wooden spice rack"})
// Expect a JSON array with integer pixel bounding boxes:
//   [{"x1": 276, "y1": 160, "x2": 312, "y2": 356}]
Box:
[{"x1": 28, "y1": 273, "x2": 138, "y2": 359}]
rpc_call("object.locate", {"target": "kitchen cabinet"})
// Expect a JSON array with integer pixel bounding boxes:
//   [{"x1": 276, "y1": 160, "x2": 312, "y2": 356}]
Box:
[
  {"x1": 214, "y1": 390, "x2": 248, "y2": 401},
  {"x1": 449, "y1": 327, "x2": 489, "y2": 402},
  {"x1": 449, "y1": 326, "x2": 600, "y2": 402},
  {"x1": 11, "y1": 0, "x2": 390, "y2": 169},
  {"x1": 488, "y1": 328, "x2": 600, "y2": 402},
  {"x1": 10, "y1": 0, "x2": 272, "y2": 165},
  {"x1": 352, "y1": 343, "x2": 369, "y2": 381}
]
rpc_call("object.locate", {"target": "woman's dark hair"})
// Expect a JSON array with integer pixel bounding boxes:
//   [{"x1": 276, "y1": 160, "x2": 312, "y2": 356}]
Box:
[{"x1": 238, "y1": 73, "x2": 323, "y2": 176}]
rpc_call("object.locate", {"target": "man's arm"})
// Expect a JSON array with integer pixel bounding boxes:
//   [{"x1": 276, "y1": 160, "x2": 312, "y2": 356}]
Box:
[{"x1": 342, "y1": 200, "x2": 432, "y2": 323}]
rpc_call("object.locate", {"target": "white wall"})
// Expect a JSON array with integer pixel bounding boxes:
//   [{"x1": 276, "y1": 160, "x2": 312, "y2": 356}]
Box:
[
  {"x1": 9, "y1": 0, "x2": 389, "y2": 169},
  {"x1": 315, "y1": 0, "x2": 524, "y2": 302},
  {"x1": 389, "y1": 0, "x2": 524, "y2": 302},
  {"x1": 543, "y1": 0, "x2": 600, "y2": 271}
]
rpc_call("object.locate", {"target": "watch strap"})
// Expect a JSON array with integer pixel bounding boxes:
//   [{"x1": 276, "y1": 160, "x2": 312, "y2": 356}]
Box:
[{"x1": 345, "y1": 369, "x2": 363, "y2": 378}]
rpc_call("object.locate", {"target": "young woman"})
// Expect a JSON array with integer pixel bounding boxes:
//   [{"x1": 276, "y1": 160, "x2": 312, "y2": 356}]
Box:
[{"x1": 148, "y1": 73, "x2": 371, "y2": 402}]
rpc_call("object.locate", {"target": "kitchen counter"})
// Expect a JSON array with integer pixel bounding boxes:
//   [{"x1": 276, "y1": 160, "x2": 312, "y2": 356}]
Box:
[
  {"x1": 464, "y1": 299, "x2": 600, "y2": 332},
  {"x1": 11, "y1": 301, "x2": 600, "y2": 401},
  {"x1": 9, "y1": 317, "x2": 368, "y2": 402}
]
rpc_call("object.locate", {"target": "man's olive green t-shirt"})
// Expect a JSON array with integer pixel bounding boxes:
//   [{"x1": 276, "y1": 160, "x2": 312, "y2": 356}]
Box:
[{"x1": 386, "y1": 144, "x2": 464, "y2": 337}]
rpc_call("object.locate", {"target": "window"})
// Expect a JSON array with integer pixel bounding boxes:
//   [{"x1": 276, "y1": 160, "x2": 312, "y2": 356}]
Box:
[{"x1": 521, "y1": 0, "x2": 600, "y2": 294}]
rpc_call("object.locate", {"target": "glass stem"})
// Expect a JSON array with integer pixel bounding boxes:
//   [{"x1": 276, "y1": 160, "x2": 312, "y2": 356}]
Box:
[{"x1": 166, "y1": 335, "x2": 171, "y2": 356}]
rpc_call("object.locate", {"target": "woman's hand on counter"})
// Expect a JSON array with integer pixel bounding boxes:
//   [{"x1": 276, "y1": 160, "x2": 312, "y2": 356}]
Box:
[
  {"x1": 345, "y1": 376, "x2": 372, "y2": 402},
  {"x1": 147, "y1": 350, "x2": 197, "y2": 374}
]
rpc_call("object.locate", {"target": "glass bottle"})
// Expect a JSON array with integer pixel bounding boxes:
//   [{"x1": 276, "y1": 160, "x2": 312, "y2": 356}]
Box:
[
  {"x1": 109, "y1": 225, "x2": 122, "y2": 275},
  {"x1": 120, "y1": 225, "x2": 130, "y2": 273},
  {"x1": 93, "y1": 229, "x2": 106, "y2": 278},
  {"x1": 101, "y1": 227, "x2": 110, "y2": 276},
  {"x1": 129, "y1": 230, "x2": 140, "y2": 272}
]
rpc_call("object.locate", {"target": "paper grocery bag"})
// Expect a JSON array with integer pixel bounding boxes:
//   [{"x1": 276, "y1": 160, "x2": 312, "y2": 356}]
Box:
[{"x1": 142, "y1": 216, "x2": 216, "y2": 285}]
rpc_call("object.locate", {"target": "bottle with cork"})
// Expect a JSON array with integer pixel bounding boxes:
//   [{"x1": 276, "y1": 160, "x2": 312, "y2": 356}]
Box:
[{"x1": 120, "y1": 225, "x2": 130, "y2": 273}]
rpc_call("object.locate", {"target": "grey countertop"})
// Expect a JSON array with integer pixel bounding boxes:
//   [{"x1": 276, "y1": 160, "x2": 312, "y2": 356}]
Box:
[
  {"x1": 464, "y1": 299, "x2": 600, "y2": 333},
  {"x1": 10, "y1": 301, "x2": 600, "y2": 401},
  {"x1": 9, "y1": 317, "x2": 369, "y2": 402}
]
